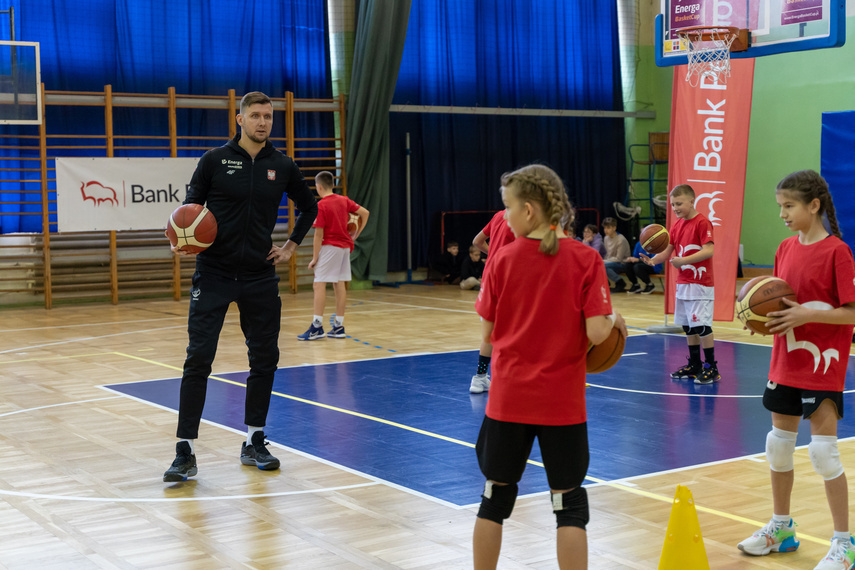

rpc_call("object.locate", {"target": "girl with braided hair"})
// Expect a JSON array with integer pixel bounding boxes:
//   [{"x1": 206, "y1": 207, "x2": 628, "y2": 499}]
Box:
[
  {"x1": 472, "y1": 164, "x2": 626, "y2": 569},
  {"x1": 737, "y1": 170, "x2": 855, "y2": 569}
]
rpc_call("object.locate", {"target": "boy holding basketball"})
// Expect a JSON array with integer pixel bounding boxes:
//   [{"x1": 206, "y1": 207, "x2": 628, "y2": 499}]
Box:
[
  {"x1": 297, "y1": 171, "x2": 369, "y2": 341},
  {"x1": 642, "y1": 184, "x2": 718, "y2": 384}
]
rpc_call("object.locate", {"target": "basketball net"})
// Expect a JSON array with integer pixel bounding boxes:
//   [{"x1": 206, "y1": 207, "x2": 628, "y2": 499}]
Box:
[{"x1": 677, "y1": 27, "x2": 739, "y2": 87}]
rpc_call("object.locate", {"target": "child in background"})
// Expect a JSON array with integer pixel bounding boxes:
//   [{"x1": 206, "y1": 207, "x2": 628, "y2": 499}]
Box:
[
  {"x1": 582, "y1": 224, "x2": 606, "y2": 257},
  {"x1": 624, "y1": 240, "x2": 660, "y2": 294},
  {"x1": 472, "y1": 164, "x2": 626, "y2": 570},
  {"x1": 460, "y1": 245, "x2": 485, "y2": 290},
  {"x1": 297, "y1": 171, "x2": 369, "y2": 341},
  {"x1": 468, "y1": 209, "x2": 517, "y2": 393},
  {"x1": 602, "y1": 217, "x2": 631, "y2": 293},
  {"x1": 642, "y1": 184, "x2": 718, "y2": 384},
  {"x1": 736, "y1": 170, "x2": 855, "y2": 569},
  {"x1": 434, "y1": 241, "x2": 462, "y2": 284}
]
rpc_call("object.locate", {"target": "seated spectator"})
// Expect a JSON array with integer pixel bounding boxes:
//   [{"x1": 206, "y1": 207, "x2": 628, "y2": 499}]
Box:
[
  {"x1": 582, "y1": 224, "x2": 606, "y2": 257},
  {"x1": 432, "y1": 241, "x2": 462, "y2": 284},
  {"x1": 624, "y1": 241, "x2": 661, "y2": 294},
  {"x1": 602, "y1": 217, "x2": 631, "y2": 292},
  {"x1": 460, "y1": 245, "x2": 485, "y2": 290}
]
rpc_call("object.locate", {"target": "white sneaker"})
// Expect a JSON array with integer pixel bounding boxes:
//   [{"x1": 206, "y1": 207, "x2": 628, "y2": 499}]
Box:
[
  {"x1": 469, "y1": 374, "x2": 490, "y2": 394},
  {"x1": 814, "y1": 536, "x2": 855, "y2": 570},
  {"x1": 737, "y1": 518, "x2": 799, "y2": 556}
]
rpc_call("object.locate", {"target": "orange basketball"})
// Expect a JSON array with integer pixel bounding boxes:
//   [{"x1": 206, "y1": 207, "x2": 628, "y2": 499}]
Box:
[
  {"x1": 347, "y1": 212, "x2": 362, "y2": 238},
  {"x1": 639, "y1": 223, "x2": 669, "y2": 254},
  {"x1": 586, "y1": 325, "x2": 625, "y2": 374},
  {"x1": 736, "y1": 276, "x2": 796, "y2": 335},
  {"x1": 166, "y1": 204, "x2": 217, "y2": 254}
]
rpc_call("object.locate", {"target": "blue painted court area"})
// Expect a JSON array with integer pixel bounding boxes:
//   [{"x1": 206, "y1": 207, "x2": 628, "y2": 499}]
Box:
[{"x1": 106, "y1": 335, "x2": 855, "y2": 506}]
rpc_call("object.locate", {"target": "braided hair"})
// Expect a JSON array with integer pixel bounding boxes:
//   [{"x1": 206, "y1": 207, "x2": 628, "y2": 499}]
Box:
[
  {"x1": 500, "y1": 164, "x2": 574, "y2": 255},
  {"x1": 776, "y1": 170, "x2": 841, "y2": 238}
]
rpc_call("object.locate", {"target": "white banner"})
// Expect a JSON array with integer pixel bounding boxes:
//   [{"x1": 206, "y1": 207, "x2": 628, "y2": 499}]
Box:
[{"x1": 55, "y1": 157, "x2": 199, "y2": 232}]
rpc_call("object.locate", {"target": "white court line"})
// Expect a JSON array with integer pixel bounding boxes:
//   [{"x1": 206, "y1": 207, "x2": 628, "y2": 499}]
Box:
[
  {"x1": 0, "y1": 482, "x2": 381, "y2": 503},
  {"x1": 0, "y1": 325, "x2": 188, "y2": 355},
  {"x1": 587, "y1": 383, "x2": 762, "y2": 398},
  {"x1": 358, "y1": 297, "x2": 477, "y2": 314},
  {"x1": 0, "y1": 396, "x2": 123, "y2": 417}
]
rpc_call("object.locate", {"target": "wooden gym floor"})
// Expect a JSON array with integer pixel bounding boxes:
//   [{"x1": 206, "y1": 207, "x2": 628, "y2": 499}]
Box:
[{"x1": 1, "y1": 284, "x2": 853, "y2": 569}]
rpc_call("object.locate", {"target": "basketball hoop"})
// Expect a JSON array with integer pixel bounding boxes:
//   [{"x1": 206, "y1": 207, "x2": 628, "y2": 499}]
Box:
[{"x1": 675, "y1": 26, "x2": 749, "y2": 87}]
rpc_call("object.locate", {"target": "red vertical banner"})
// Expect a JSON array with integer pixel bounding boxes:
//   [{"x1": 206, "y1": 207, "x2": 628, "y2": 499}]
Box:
[{"x1": 665, "y1": 59, "x2": 755, "y2": 321}]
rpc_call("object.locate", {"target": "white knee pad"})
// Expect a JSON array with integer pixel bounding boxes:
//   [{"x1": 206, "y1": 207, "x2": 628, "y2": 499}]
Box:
[
  {"x1": 809, "y1": 435, "x2": 844, "y2": 481},
  {"x1": 765, "y1": 427, "x2": 797, "y2": 472}
]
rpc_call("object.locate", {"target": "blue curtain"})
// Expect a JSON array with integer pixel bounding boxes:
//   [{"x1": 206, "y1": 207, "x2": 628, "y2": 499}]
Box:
[
  {"x1": 389, "y1": 0, "x2": 625, "y2": 271},
  {"x1": 0, "y1": 0, "x2": 330, "y2": 233}
]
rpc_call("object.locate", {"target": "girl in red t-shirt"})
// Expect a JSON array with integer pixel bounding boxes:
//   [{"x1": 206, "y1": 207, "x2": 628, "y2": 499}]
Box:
[
  {"x1": 472, "y1": 164, "x2": 627, "y2": 570},
  {"x1": 737, "y1": 170, "x2": 855, "y2": 569}
]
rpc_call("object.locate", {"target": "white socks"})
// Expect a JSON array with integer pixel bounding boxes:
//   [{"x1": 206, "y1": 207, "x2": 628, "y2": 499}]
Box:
[
  {"x1": 335, "y1": 315, "x2": 344, "y2": 327},
  {"x1": 247, "y1": 426, "x2": 263, "y2": 445},
  {"x1": 312, "y1": 315, "x2": 322, "y2": 327}
]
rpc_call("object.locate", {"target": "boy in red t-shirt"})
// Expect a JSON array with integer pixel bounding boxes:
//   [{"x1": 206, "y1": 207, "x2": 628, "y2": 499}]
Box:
[
  {"x1": 473, "y1": 164, "x2": 626, "y2": 569},
  {"x1": 468, "y1": 209, "x2": 516, "y2": 393},
  {"x1": 736, "y1": 170, "x2": 855, "y2": 568},
  {"x1": 297, "y1": 171, "x2": 369, "y2": 340},
  {"x1": 642, "y1": 184, "x2": 718, "y2": 384}
]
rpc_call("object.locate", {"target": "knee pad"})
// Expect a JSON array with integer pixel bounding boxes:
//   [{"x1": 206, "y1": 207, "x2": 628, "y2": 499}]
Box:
[
  {"x1": 809, "y1": 435, "x2": 844, "y2": 481},
  {"x1": 699, "y1": 326, "x2": 713, "y2": 337},
  {"x1": 685, "y1": 326, "x2": 705, "y2": 337},
  {"x1": 682, "y1": 325, "x2": 691, "y2": 334},
  {"x1": 766, "y1": 427, "x2": 797, "y2": 472},
  {"x1": 477, "y1": 481, "x2": 518, "y2": 524},
  {"x1": 551, "y1": 487, "x2": 589, "y2": 529}
]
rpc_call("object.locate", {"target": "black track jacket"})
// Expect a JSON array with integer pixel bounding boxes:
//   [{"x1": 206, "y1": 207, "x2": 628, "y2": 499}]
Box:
[{"x1": 184, "y1": 134, "x2": 318, "y2": 279}]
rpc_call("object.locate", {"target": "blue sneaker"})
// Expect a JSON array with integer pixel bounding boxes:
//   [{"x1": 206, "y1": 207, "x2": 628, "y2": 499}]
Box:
[
  {"x1": 327, "y1": 325, "x2": 346, "y2": 338},
  {"x1": 297, "y1": 324, "x2": 325, "y2": 341}
]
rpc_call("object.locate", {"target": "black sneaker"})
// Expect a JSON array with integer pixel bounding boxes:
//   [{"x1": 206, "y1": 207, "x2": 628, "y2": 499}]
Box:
[
  {"x1": 627, "y1": 284, "x2": 642, "y2": 294},
  {"x1": 163, "y1": 441, "x2": 197, "y2": 482},
  {"x1": 694, "y1": 361, "x2": 721, "y2": 384},
  {"x1": 670, "y1": 358, "x2": 702, "y2": 380},
  {"x1": 641, "y1": 283, "x2": 656, "y2": 294},
  {"x1": 240, "y1": 431, "x2": 281, "y2": 471},
  {"x1": 609, "y1": 280, "x2": 627, "y2": 294}
]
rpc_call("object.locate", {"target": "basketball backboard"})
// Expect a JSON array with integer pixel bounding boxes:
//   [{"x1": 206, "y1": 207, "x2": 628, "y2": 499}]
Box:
[
  {"x1": 656, "y1": 0, "x2": 846, "y2": 67},
  {"x1": 0, "y1": 41, "x2": 41, "y2": 125}
]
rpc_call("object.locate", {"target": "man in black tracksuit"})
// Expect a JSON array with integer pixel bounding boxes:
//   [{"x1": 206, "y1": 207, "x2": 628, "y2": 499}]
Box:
[{"x1": 164, "y1": 91, "x2": 318, "y2": 482}]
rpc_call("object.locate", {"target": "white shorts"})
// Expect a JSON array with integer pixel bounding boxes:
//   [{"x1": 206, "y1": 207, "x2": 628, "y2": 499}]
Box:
[
  {"x1": 314, "y1": 245, "x2": 352, "y2": 283},
  {"x1": 674, "y1": 298, "x2": 714, "y2": 327}
]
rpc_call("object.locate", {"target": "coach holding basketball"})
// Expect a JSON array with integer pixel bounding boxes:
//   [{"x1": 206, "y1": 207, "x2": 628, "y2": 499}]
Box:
[{"x1": 163, "y1": 91, "x2": 318, "y2": 483}]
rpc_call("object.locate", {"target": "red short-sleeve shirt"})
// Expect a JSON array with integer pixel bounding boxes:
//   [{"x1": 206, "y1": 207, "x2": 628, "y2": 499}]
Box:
[{"x1": 475, "y1": 238, "x2": 612, "y2": 425}]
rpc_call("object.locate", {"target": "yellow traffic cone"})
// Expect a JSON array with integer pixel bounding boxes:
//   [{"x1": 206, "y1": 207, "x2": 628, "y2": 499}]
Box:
[{"x1": 658, "y1": 485, "x2": 709, "y2": 569}]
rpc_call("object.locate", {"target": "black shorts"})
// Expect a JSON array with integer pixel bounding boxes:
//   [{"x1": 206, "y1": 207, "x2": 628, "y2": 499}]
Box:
[
  {"x1": 475, "y1": 416, "x2": 589, "y2": 490},
  {"x1": 762, "y1": 380, "x2": 844, "y2": 420}
]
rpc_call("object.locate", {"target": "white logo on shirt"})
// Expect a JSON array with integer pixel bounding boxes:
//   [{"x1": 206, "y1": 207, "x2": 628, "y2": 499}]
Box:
[
  {"x1": 785, "y1": 301, "x2": 839, "y2": 374},
  {"x1": 677, "y1": 244, "x2": 707, "y2": 280}
]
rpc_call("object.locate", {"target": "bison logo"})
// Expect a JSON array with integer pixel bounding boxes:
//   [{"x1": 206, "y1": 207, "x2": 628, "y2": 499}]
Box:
[{"x1": 80, "y1": 181, "x2": 118, "y2": 206}]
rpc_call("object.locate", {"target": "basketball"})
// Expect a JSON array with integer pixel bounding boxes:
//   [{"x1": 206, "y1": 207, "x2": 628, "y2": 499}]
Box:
[
  {"x1": 586, "y1": 325, "x2": 625, "y2": 374},
  {"x1": 735, "y1": 276, "x2": 796, "y2": 335},
  {"x1": 165, "y1": 204, "x2": 217, "y2": 253},
  {"x1": 639, "y1": 223, "x2": 669, "y2": 254},
  {"x1": 347, "y1": 212, "x2": 362, "y2": 238}
]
